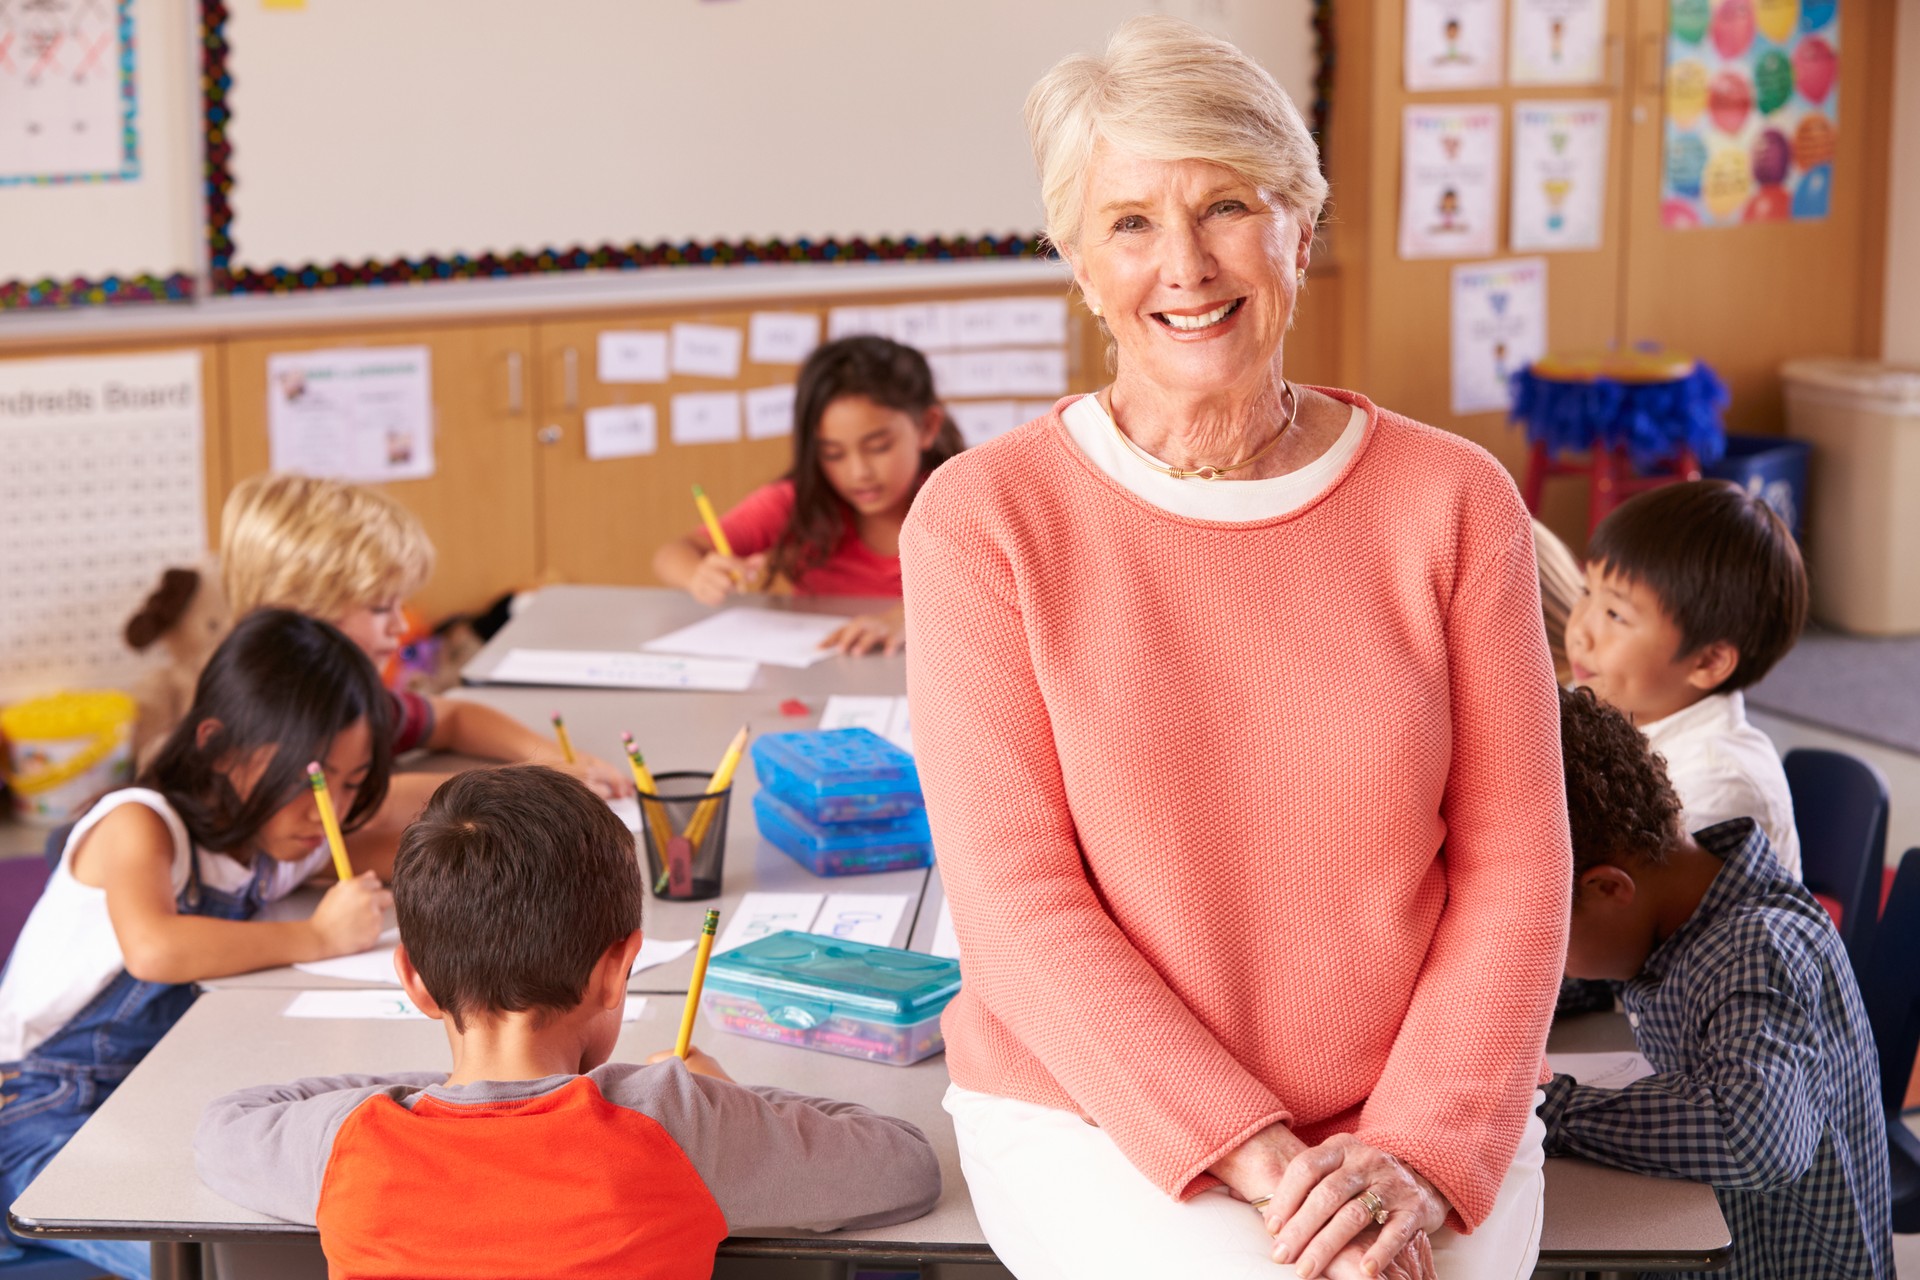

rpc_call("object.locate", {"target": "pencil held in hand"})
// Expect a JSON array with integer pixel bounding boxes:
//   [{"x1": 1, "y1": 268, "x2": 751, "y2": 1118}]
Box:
[
  {"x1": 692, "y1": 485, "x2": 734, "y2": 560},
  {"x1": 676, "y1": 909, "x2": 721, "y2": 1059},
  {"x1": 307, "y1": 763, "x2": 353, "y2": 882}
]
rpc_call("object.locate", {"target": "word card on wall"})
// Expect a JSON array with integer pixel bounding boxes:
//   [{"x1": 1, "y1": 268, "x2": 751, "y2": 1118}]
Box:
[{"x1": 0, "y1": 351, "x2": 205, "y2": 702}]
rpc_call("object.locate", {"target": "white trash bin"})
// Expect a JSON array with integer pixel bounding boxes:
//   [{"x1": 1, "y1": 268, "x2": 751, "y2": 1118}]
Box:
[{"x1": 1783, "y1": 359, "x2": 1920, "y2": 635}]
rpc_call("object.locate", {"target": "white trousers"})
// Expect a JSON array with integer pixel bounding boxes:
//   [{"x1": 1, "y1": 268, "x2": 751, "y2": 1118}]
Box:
[{"x1": 946, "y1": 1085, "x2": 1546, "y2": 1280}]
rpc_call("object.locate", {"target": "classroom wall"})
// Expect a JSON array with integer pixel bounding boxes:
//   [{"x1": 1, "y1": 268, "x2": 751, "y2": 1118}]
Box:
[{"x1": 1885, "y1": 4, "x2": 1920, "y2": 366}]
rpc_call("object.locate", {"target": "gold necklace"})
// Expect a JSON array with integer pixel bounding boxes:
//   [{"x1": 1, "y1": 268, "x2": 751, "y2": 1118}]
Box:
[{"x1": 1105, "y1": 382, "x2": 1299, "y2": 481}]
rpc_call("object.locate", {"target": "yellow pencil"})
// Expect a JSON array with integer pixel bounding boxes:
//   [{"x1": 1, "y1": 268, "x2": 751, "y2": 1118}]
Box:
[
  {"x1": 551, "y1": 712, "x2": 576, "y2": 765},
  {"x1": 619, "y1": 731, "x2": 658, "y2": 793},
  {"x1": 683, "y1": 724, "x2": 749, "y2": 848},
  {"x1": 621, "y1": 731, "x2": 674, "y2": 878},
  {"x1": 691, "y1": 484, "x2": 734, "y2": 559},
  {"x1": 676, "y1": 909, "x2": 721, "y2": 1059},
  {"x1": 307, "y1": 763, "x2": 354, "y2": 882}
]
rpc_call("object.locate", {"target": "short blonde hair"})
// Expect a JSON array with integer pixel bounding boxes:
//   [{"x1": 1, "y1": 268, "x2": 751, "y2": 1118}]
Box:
[
  {"x1": 1025, "y1": 16, "x2": 1329, "y2": 254},
  {"x1": 221, "y1": 473, "x2": 435, "y2": 621}
]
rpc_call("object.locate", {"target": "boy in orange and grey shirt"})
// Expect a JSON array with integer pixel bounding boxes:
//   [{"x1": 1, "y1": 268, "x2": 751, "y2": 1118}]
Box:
[{"x1": 193, "y1": 766, "x2": 939, "y2": 1278}]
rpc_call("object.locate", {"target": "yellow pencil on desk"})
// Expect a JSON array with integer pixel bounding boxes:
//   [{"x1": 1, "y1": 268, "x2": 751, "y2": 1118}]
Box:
[
  {"x1": 692, "y1": 484, "x2": 734, "y2": 559},
  {"x1": 307, "y1": 763, "x2": 354, "y2": 882},
  {"x1": 676, "y1": 909, "x2": 721, "y2": 1059},
  {"x1": 551, "y1": 712, "x2": 576, "y2": 764}
]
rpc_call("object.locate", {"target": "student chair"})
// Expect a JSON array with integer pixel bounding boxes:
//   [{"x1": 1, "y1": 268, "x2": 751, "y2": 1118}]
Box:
[
  {"x1": 1785, "y1": 748, "x2": 1890, "y2": 970},
  {"x1": 0, "y1": 856, "x2": 107, "y2": 1280},
  {"x1": 1863, "y1": 846, "x2": 1920, "y2": 1234}
]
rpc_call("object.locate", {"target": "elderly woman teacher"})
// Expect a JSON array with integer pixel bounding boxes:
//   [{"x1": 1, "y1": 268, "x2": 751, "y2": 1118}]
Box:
[{"x1": 901, "y1": 18, "x2": 1570, "y2": 1280}]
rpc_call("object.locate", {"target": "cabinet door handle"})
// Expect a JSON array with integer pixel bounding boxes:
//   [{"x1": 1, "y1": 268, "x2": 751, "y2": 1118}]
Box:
[
  {"x1": 505, "y1": 351, "x2": 524, "y2": 416},
  {"x1": 538, "y1": 425, "x2": 563, "y2": 446},
  {"x1": 562, "y1": 348, "x2": 580, "y2": 412}
]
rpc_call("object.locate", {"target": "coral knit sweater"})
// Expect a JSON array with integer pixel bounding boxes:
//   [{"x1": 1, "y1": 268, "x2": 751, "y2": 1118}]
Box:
[{"x1": 901, "y1": 388, "x2": 1571, "y2": 1232}]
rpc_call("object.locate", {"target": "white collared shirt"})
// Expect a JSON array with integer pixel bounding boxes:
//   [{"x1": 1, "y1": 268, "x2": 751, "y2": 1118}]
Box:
[{"x1": 1641, "y1": 691, "x2": 1802, "y2": 878}]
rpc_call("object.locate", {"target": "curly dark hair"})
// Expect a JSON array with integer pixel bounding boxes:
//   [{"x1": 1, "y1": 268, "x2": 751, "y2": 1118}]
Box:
[{"x1": 1559, "y1": 686, "x2": 1682, "y2": 883}]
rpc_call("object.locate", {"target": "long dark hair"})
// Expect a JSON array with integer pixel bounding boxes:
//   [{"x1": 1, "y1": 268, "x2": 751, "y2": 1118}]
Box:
[
  {"x1": 137, "y1": 609, "x2": 394, "y2": 856},
  {"x1": 770, "y1": 336, "x2": 964, "y2": 586}
]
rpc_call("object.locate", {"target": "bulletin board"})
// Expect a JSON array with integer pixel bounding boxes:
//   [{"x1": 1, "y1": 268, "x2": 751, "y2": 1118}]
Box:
[{"x1": 206, "y1": 0, "x2": 1324, "y2": 296}]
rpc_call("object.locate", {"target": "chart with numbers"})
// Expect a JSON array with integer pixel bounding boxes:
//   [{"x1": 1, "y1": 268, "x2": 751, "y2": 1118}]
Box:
[{"x1": 0, "y1": 352, "x2": 205, "y2": 703}]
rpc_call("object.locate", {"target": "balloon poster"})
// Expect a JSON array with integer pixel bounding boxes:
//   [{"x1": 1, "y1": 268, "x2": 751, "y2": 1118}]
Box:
[{"x1": 1660, "y1": 0, "x2": 1839, "y2": 229}]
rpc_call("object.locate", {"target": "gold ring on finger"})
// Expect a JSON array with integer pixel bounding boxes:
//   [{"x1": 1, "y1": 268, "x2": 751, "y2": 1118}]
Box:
[{"x1": 1357, "y1": 1189, "x2": 1389, "y2": 1226}]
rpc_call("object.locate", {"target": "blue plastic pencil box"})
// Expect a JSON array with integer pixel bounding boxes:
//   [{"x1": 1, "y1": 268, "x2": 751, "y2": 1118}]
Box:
[
  {"x1": 753, "y1": 788, "x2": 933, "y2": 876},
  {"x1": 701, "y1": 930, "x2": 960, "y2": 1066},
  {"x1": 750, "y1": 727, "x2": 923, "y2": 824}
]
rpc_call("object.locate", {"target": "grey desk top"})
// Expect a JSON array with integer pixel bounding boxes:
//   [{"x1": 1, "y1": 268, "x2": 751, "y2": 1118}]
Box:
[
  {"x1": 460, "y1": 584, "x2": 909, "y2": 700},
  {"x1": 207, "y1": 685, "x2": 930, "y2": 994},
  {"x1": 14, "y1": 991, "x2": 1729, "y2": 1271}
]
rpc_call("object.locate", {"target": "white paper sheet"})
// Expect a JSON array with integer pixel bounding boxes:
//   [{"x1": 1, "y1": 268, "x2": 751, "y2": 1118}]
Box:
[
  {"x1": 608, "y1": 795, "x2": 643, "y2": 831},
  {"x1": 284, "y1": 990, "x2": 650, "y2": 1022},
  {"x1": 951, "y1": 298, "x2": 1070, "y2": 348},
  {"x1": 1399, "y1": 105, "x2": 1502, "y2": 260},
  {"x1": 584, "y1": 403, "x2": 659, "y2": 460},
  {"x1": 1510, "y1": 100, "x2": 1610, "y2": 252},
  {"x1": 484, "y1": 648, "x2": 758, "y2": 691},
  {"x1": 947, "y1": 400, "x2": 1020, "y2": 448},
  {"x1": 598, "y1": 331, "x2": 670, "y2": 383},
  {"x1": 819, "y1": 695, "x2": 913, "y2": 754},
  {"x1": 267, "y1": 346, "x2": 435, "y2": 483},
  {"x1": 1404, "y1": 0, "x2": 1504, "y2": 90},
  {"x1": 295, "y1": 935, "x2": 692, "y2": 986},
  {"x1": 815, "y1": 894, "x2": 911, "y2": 947},
  {"x1": 826, "y1": 306, "x2": 896, "y2": 341},
  {"x1": 748, "y1": 312, "x2": 821, "y2": 365},
  {"x1": 644, "y1": 607, "x2": 849, "y2": 670},
  {"x1": 0, "y1": 0, "x2": 131, "y2": 181},
  {"x1": 928, "y1": 349, "x2": 1068, "y2": 398},
  {"x1": 931, "y1": 900, "x2": 960, "y2": 959},
  {"x1": 715, "y1": 892, "x2": 825, "y2": 953},
  {"x1": 744, "y1": 383, "x2": 797, "y2": 440},
  {"x1": 890, "y1": 304, "x2": 957, "y2": 353},
  {"x1": 670, "y1": 392, "x2": 743, "y2": 446},
  {"x1": 1546, "y1": 1051, "x2": 1656, "y2": 1090},
  {"x1": 1450, "y1": 257, "x2": 1547, "y2": 415},
  {"x1": 1509, "y1": 0, "x2": 1606, "y2": 86},
  {"x1": 671, "y1": 323, "x2": 744, "y2": 379}
]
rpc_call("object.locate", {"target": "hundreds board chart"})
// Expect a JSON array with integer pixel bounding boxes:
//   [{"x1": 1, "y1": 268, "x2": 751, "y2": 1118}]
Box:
[{"x1": 0, "y1": 351, "x2": 206, "y2": 703}]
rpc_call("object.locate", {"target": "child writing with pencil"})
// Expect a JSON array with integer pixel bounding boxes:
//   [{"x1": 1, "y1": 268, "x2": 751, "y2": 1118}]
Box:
[
  {"x1": 0, "y1": 610, "x2": 394, "y2": 1280},
  {"x1": 194, "y1": 765, "x2": 942, "y2": 1277},
  {"x1": 653, "y1": 336, "x2": 964, "y2": 656},
  {"x1": 219, "y1": 473, "x2": 630, "y2": 846}
]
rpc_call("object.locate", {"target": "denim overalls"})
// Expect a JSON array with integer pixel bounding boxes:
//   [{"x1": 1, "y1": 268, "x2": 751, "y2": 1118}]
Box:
[{"x1": 0, "y1": 818, "x2": 279, "y2": 1279}]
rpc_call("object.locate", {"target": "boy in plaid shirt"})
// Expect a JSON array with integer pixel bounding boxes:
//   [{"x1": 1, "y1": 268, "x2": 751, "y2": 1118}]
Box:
[{"x1": 1542, "y1": 687, "x2": 1891, "y2": 1279}]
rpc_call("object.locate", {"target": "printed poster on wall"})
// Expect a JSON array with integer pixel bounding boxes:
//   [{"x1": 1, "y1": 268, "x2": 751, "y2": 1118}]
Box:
[
  {"x1": 1511, "y1": 101, "x2": 1611, "y2": 251},
  {"x1": 1451, "y1": 258, "x2": 1547, "y2": 416},
  {"x1": 267, "y1": 347, "x2": 436, "y2": 483},
  {"x1": 0, "y1": 0, "x2": 137, "y2": 184},
  {"x1": 1405, "y1": 0, "x2": 1504, "y2": 90},
  {"x1": 1661, "y1": 0, "x2": 1839, "y2": 228},
  {"x1": 1510, "y1": 0, "x2": 1607, "y2": 85},
  {"x1": 1399, "y1": 105, "x2": 1502, "y2": 260}
]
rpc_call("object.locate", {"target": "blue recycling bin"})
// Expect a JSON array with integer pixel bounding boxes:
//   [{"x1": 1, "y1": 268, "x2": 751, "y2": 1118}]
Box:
[{"x1": 1705, "y1": 435, "x2": 1811, "y2": 539}]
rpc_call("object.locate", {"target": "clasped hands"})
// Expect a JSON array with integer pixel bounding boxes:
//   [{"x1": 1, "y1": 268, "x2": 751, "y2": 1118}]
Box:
[{"x1": 1216, "y1": 1127, "x2": 1447, "y2": 1279}]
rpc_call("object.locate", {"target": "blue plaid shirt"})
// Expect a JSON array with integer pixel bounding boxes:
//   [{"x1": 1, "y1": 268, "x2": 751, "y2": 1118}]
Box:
[{"x1": 1540, "y1": 819, "x2": 1892, "y2": 1280}]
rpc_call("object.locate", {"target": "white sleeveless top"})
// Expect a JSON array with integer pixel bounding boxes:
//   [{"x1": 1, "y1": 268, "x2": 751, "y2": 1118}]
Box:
[{"x1": 0, "y1": 788, "x2": 329, "y2": 1061}]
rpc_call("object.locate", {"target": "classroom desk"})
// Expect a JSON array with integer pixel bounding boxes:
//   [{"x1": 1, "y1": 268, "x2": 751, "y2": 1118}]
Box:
[
  {"x1": 12, "y1": 992, "x2": 1729, "y2": 1280},
  {"x1": 207, "y1": 682, "x2": 931, "y2": 994},
  {"x1": 460, "y1": 584, "x2": 909, "y2": 699}
]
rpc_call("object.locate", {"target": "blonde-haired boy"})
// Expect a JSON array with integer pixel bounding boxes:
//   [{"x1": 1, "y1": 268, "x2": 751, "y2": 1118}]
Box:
[{"x1": 221, "y1": 474, "x2": 627, "y2": 858}]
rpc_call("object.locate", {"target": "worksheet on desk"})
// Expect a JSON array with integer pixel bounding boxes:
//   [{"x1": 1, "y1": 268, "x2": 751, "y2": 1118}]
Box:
[
  {"x1": 295, "y1": 933, "x2": 693, "y2": 984},
  {"x1": 284, "y1": 990, "x2": 648, "y2": 1022},
  {"x1": 819, "y1": 695, "x2": 913, "y2": 754},
  {"x1": 1546, "y1": 1051, "x2": 1656, "y2": 1089},
  {"x1": 485, "y1": 648, "x2": 757, "y2": 691},
  {"x1": 644, "y1": 608, "x2": 849, "y2": 670}
]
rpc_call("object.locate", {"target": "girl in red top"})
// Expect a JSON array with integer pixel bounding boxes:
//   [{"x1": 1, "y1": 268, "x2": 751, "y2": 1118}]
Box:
[{"x1": 653, "y1": 336, "x2": 963, "y2": 655}]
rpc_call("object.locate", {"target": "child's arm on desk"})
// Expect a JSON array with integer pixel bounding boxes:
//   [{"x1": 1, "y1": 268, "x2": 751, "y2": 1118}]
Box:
[
  {"x1": 609, "y1": 1057, "x2": 941, "y2": 1232},
  {"x1": 1538, "y1": 952, "x2": 1823, "y2": 1190},
  {"x1": 194, "y1": 1073, "x2": 447, "y2": 1223},
  {"x1": 422, "y1": 696, "x2": 631, "y2": 799}
]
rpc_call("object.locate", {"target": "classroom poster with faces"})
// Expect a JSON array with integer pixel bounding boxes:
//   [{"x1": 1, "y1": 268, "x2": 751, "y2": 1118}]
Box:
[
  {"x1": 0, "y1": 0, "x2": 136, "y2": 183},
  {"x1": 1511, "y1": 101, "x2": 1611, "y2": 251},
  {"x1": 1399, "y1": 106, "x2": 1502, "y2": 260},
  {"x1": 266, "y1": 347, "x2": 436, "y2": 483},
  {"x1": 1660, "y1": 0, "x2": 1839, "y2": 228},
  {"x1": 1510, "y1": 0, "x2": 1608, "y2": 85},
  {"x1": 1451, "y1": 258, "x2": 1547, "y2": 416},
  {"x1": 1404, "y1": 0, "x2": 1504, "y2": 90}
]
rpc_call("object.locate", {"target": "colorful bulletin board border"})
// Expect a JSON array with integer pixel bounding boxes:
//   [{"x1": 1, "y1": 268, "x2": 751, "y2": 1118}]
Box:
[
  {"x1": 0, "y1": 0, "x2": 140, "y2": 187},
  {"x1": 199, "y1": 0, "x2": 1337, "y2": 297},
  {"x1": 1660, "y1": 0, "x2": 1839, "y2": 228},
  {"x1": 0, "y1": 273, "x2": 194, "y2": 310}
]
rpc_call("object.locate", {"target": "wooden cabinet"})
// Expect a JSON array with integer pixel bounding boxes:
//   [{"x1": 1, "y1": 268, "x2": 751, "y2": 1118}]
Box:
[{"x1": 223, "y1": 323, "x2": 538, "y2": 620}]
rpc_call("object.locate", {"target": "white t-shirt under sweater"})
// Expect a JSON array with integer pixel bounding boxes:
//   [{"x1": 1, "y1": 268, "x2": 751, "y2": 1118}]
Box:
[
  {"x1": 1641, "y1": 691, "x2": 1801, "y2": 878},
  {"x1": 0, "y1": 788, "x2": 330, "y2": 1061},
  {"x1": 1060, "y1": 393, "x2": 1368, "y2": 521}
]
